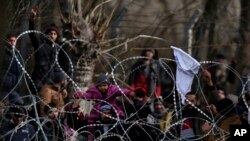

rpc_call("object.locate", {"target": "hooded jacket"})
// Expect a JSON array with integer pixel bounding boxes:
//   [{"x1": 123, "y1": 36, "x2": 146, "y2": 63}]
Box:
[{"x1": 75, "y1": 84, "x2": 132, "y2": 123}]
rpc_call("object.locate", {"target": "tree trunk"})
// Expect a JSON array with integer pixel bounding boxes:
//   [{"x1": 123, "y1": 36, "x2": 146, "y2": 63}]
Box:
[
  {"x1": 237, "y1": 0, "x2": 250, "y2": 76},
  {"x1": 192, "y1": 0, "x2": 219, "y2": 60},
  {"x1": 59, "y1": 0, "x2": 101, "y2": 92}
]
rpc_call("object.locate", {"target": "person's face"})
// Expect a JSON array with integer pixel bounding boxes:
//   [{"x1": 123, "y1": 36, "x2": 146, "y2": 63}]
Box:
[
  {"x1": 154, "y1": 102, "x2": 165, "y2": 113},
  {"x1": 8, "y1": 36, "x2": 17, "y2": 47},
  {"x1": 217, "y1": 90, "x2": 225, "y2": 100},
  {"x1": 48, "y1": 30, "x2": 58, "y2": 42},
  {"x1": 48, "y1": 108, "x2": 59, "y2": 120},
  {"x1": 98, "y1": 83, "x2": 109, "y2": 93},
  {"x1": 185, "y1": 94, "x2": 198, "y2": 109},
  {"x1": 100, "y1": 110, "x2": 112, "y2": 121},
  {"x1": 12, "y1": 114, "x2": 24, "y2": 125},
  {"x1": 146, "y1": 50, "x2": 154, "y2": 60},
  {"x1": 60, "y1": 79, "x2": 68, "y2": 88}
]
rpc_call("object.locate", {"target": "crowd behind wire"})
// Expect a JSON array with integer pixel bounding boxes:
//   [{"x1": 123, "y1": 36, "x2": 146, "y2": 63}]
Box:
[{"x1": 0, "y1": 8, "x2": 250, "y2": 141}]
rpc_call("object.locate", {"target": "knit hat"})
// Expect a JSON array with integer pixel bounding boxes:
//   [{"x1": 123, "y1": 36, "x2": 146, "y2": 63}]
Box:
[
  {"x1": 45, "y1": 23, "x2": 60, "y2": 37},
  {"x1": 8, "y1": 106, "x2": 27, "y2": 118},
  {"x1": 52, "y1": 69, "x2": 67, "y2": 83},
  {"x1": 154, "y1": 96, "x2": 163, "y2": 104},
  {"x1": 100, "y1": 104, "x2": 112, "y2": 111},
  {"x1": 96, "y1": 73, "x2": 109, "y2": 85}
]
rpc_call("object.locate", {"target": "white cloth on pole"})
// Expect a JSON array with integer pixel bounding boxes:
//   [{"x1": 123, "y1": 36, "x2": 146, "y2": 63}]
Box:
[{"x1": 171, "y1": 46, "x2": 200, "y2": 104}]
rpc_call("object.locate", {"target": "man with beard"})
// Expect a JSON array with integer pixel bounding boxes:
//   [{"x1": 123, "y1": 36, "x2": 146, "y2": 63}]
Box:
[
  {"x1": 146, "y1": 97, "x2": 167, "y2": 140},
  {"x1": 147, "y1": 97, "x2": 166, "y2": 127},
  {"x1": 93, "y1": 104, "x2": 122, "y2": 141},
  {"x1": 180, "y1": 92, "x2": 206, "y2": 140}
]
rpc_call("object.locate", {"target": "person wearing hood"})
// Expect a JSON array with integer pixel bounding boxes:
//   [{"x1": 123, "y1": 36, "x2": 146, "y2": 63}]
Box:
[
  {"x1": 93, "y1": 104, "x2": 122, "y2": 141},
  {"x1": 147, "y1": 97, "x2": 166, "y2": 125},
  {"x1": 75, "y1": 73, "x2": 134, "y2": 121},
  {"x1": 145, "y1": 97, "x2": 166, "y2": 140},
  {"x1": 74, "y1": 73, "x2": 134, "y2": 141}
]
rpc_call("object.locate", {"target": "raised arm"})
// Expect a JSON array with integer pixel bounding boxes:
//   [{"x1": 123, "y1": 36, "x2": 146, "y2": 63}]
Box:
[
  {"x1": 202, "y1": 69, "x2": 213, "y2": 86},
  {"x1": 29, "y1": 8, "x2": 41, "y2": 49},
  {"x1": 110, "y1": 85, "x2": 134, "y2": 97},
  {"x1": 74, "y1": 89, "x2": 95, "y2": 100}
]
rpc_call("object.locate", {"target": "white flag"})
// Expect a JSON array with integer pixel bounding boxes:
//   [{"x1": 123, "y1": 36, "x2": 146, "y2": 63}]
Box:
[{"x1": 171, "y1": 46, "x2": 200, "y2": 104}]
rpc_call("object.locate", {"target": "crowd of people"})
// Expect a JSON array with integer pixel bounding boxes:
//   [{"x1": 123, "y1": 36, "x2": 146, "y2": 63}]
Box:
[{"x1": 0, "y1": 8, "x2": 250, "y2": 141}]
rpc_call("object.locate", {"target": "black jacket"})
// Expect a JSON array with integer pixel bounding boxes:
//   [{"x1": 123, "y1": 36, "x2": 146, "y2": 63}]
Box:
[
  {"x1": 2, "y1": 46, "x2": 22, "y2": 92},
  {"x1": 28, "y1": 19, "x2": 60, "y2": 91}
]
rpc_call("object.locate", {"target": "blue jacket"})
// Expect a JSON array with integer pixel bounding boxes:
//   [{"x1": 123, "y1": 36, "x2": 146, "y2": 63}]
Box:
[{"x1": 1, "y1": 120, "x2": 35, "y2": 141}]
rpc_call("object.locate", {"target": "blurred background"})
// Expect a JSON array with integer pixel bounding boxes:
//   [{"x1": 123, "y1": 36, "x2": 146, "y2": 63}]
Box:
[{"x1": 0, "y1": 0, "x2": 249, "y2": 94}]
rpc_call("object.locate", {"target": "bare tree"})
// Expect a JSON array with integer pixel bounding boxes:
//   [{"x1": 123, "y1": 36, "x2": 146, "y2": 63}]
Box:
[
  {"x1": 3, "y1": 0, "x2": 248, "y2": 93},
  {"x1": 58, "y1": 0, "x2": 126, "y2": 91}
]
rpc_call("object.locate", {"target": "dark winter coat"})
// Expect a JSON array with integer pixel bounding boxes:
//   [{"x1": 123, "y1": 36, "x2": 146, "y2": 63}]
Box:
[
  {"x1": 1, "y1": 120, "x2": 35, "y2": 141},
  {"x1": 37, "y1": 119, "x2": 65, "y2": 141},
  {"x1": 94, "y1": 120, "x2": 123, "y2": 141},
  {"x1": 28, "y1": 19, "x2": 60, "y2": 92},
  {"x1": 2, "y1": 47, "x2": 22, "y2": 92}
]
